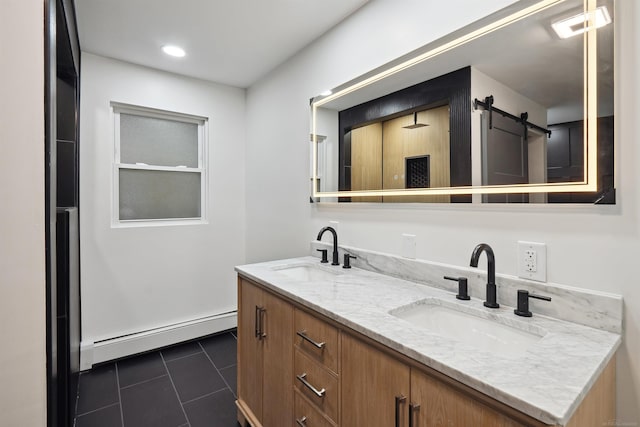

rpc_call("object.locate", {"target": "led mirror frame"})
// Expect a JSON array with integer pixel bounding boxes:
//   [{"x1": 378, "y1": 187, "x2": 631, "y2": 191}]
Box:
[{"x1": 311, "y1": 0, "x2": 600, "y2": 199}]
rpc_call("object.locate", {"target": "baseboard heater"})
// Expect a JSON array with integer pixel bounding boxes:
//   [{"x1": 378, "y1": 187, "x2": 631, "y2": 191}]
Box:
[{"x1": 80, "y1": 310, "x2": 237, "y2": 370}]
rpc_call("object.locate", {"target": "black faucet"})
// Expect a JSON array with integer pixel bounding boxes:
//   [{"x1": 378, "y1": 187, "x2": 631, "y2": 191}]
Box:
[
  {"x1": 470, "y1": 243, "x2": 499, "y2": 308},
  {"x1": 317, "y1": 226, "x2": 339, "y2": 265}
]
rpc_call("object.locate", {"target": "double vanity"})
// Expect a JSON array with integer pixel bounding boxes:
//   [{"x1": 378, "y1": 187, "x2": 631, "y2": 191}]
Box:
[{"x1": 234, "y1": 240, "x2": 621, "y2": 427}]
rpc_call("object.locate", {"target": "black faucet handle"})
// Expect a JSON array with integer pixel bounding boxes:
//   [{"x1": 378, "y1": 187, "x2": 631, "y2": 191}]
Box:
[
  {"x1": 514, "y1": 289, "x2": 551, "y2": 317},
  {"x1": 444, "y1": 276, "x2": 470, "y2": 300},
  {"x1": 317, "y1": 249, "x2": 328, "y2": 263},
  {"x1": 343, "y1": 254, "x2": 357, "y2": 269},
  {"x1": 529, "y1": 293, "x2": 552, "y2": 302}
]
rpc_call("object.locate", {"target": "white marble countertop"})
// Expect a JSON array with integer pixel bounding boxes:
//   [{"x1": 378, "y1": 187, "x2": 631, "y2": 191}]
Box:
[{"x1": 236, "y1": 256, "x2": 621, "y2": 426}]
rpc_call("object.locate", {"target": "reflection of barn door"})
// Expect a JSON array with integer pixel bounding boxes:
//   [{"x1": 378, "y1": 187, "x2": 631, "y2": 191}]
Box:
[{"x1": 481, "y1": 111, "x2": 528, "y2": 203}]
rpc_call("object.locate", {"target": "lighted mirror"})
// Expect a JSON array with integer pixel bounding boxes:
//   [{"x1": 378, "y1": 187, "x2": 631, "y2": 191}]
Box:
[{"x1": 311, "y1": 0, "x2": 614, "y2": 203}]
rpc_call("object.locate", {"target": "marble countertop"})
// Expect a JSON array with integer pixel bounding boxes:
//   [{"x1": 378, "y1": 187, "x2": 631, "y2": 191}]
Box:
[{"x1": 236, "y1": 256, "x2": 621, "y2": 426}]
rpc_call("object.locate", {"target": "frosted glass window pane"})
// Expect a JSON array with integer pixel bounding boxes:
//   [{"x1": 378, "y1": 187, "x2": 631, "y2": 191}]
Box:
[
  {"x1": 120, "y1": 114, "x2": 198, "y2": 167},
  {"x1": 119, "y1": 169, "x2": 201, "y2": 220}
]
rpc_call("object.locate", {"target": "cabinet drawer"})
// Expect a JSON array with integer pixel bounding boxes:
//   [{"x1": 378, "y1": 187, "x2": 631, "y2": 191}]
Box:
[
  {"x1": 294, "y1": 390, "x2": 337, "y2": 427},
  {"x1": 294, "y1": 350, "x2": 339, "y2": 423},
  {"x1": 294, "y1": 308, "x2": 339, "y2": 374}
]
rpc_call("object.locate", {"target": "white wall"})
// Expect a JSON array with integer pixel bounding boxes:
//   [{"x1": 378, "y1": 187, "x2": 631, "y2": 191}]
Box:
[
  {"x1": 315, "y1": 107, "x2": 339, "y2": 194},
  {"x1": 80, "y1": 54, "x2": 246, "y2": 350},
  {"x1": 471, "y1": 67, "x2": 547, "y2": 127},
  {"x1": 246, "y1": 0, "x2": 640, "y2": 423},
  {"x1": 0, "y1": 0, "x2": 47, "y2": 425}
]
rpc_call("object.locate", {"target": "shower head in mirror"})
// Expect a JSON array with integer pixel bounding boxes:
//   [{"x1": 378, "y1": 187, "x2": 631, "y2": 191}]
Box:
[{"x1": 403, "y1": 112, "x2": 429, "y2": 129}]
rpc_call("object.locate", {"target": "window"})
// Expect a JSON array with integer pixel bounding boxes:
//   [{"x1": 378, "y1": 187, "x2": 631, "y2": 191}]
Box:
[{"x1": 112, "y1": 103, "x2": 207, "y2": 225}]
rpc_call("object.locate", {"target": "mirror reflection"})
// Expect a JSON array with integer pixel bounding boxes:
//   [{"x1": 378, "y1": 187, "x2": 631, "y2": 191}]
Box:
[{"x1": 312, "y1": 0, "x2": 614, "y2": 203}]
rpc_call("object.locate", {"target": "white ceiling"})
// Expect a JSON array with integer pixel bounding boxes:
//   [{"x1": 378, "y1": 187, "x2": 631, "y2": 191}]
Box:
[
  {"x1": 74, "y1": 0, "x2": 369, "y2": 88},
  {"x1": 322, "y1": 0, "x2": 614, "y2": 123}
]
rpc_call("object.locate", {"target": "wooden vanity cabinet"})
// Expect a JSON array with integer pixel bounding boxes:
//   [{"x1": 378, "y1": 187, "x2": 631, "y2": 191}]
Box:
[
  {"x1": 237, "y1": 278, "x2": 293, "y2": 427},
  {"x1": 237, "y1": 275, "x2": 615, "y2": 427}
]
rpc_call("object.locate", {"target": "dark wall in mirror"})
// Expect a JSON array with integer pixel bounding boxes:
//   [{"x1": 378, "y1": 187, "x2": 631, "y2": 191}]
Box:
[{"x1": 546, "y1": 116, "x2": 614, "y2": 203}]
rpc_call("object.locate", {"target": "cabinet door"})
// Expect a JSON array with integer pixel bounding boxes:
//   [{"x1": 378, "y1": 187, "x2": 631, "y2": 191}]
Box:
[
  {"x1": 238, "y1": 279, "x2": 264, "y2": 421},
  {"x1": 342, "y1": 334, "x2": 411, "y2": 427},
  {"x1": 261, "y1": 289, "x2": 294, "y2": 427},
  {"x1": 410, "y1": 368, "x2": 523, "y2": 427}
]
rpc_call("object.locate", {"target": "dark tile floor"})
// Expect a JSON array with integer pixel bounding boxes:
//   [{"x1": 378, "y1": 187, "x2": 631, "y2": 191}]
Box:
[{"x1": 74, "y1": 330, "x2": 238, "y2": 427}]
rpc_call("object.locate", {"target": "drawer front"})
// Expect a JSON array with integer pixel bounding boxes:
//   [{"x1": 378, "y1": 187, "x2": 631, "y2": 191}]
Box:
[
  {"x1": 294, "y1": 391, "x2": 337, "y2": 427},
  {"x1": 294, "y1": 350, "x2": 339, "y2": 423},
  {"x1": 294, "y1": 308, "x2": 339, "y2": 374}
]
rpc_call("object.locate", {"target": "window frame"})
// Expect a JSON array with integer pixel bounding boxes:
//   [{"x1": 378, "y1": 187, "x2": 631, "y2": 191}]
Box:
[{"x1": 111, "y1": 102, "x2": 208, "y2": 227}]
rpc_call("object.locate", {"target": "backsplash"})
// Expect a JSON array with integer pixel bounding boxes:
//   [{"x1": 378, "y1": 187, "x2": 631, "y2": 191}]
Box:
[{"x1": 311, "y1": 241, "x2": 623, "y2": 334}]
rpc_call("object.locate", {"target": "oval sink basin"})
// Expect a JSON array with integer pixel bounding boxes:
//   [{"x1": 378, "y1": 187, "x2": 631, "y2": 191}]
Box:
[
  {"x1": 390, "y1": 301, "x2": 544, "y2": 357},
  {"x1": 273, "y1": 264, "x2": 341, "y2": 282}
]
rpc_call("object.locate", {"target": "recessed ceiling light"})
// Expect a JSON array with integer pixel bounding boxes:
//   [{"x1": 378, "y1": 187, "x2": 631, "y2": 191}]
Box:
[
  {"x1": 551, "y1": 6, "x2": 611, "y2": 39},
  {"x1": 320, "y1": 90, "x2": 333, "y2": 96},
  {"x1": 162, "y1": 45, "x2": 186, "y2": 58}
]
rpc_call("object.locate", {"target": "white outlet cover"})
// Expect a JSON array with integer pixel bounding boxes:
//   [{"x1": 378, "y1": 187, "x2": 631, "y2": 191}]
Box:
[
  {"x1": 401, "y1": 234, "x2": 416, "y2": 259},
  {"x1": 517, "y1": 241, "x2": 547, "y2": 282},
  {"x1": 328, "y1": 220, "x2": 339, "y2": 234}
]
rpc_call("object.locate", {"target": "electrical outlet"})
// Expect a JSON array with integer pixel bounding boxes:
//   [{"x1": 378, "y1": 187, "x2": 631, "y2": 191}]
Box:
[
  {"x1": 524, "y1": 249, "x2": 537, "y2": 272},
  {"x1": 328, "y1": 220, "x2": 339, "y2": 234},
  {"x1": 517, "y1": 241, "x2": 546, "y2": 282}
]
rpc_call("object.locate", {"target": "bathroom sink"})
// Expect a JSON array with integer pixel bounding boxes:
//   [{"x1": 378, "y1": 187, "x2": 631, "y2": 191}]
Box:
[
  {"x1": 273, "y1": 264, "x2": 341, "y2": 282},
  {"x1": 390, "y1": 300, "x2": 544, "y2": 356}
]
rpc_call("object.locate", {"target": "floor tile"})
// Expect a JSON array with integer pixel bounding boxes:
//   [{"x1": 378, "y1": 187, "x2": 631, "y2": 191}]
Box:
[
  {"x1": 183, "y1": 389, "x2": 237, "y2": 427},
  {"x1": 219, "y1": 364, "x2": 237, "y2": 397},
  {"x1": 200, "y1": 332, "x2": 237, "y2": 369},
  {"x1": 166, "y1": 352, "x2": 227, "y2": 402},
  {"x1": 120, "y1": 376, "x2": 186, "y2": 427},
  {"x1": 75, "y1": 403, "x2": 122, "y2": 427},
  {"x1": 162, "y1": 340, "x2": 203, "y2": 362},
  {"x1": 76, "y1": 363, "x2": 119, "y2": 415},
  {"x1": 75, "y1": 332, "x2": 240, "y2": 426},
  {"x1": 117, "y1": 351, "x2": 167, "y2": 388}
]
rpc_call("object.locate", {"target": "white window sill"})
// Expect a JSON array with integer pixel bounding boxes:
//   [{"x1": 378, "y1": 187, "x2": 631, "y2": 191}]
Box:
[{"x1": 111, "y1": 218, "x2": 209, "y2": 228}]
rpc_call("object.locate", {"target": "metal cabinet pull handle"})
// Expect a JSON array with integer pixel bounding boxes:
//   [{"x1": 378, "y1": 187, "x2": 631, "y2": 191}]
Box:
[
  {"x1": 395, "y1": 395, "x2": 407, "y2": 427},
  {"x1": 254, "y1": 306, "x2": 260, "y2": 338},
  {"x1": 296, "y1": 330, "x2": 325, "y2": 349},
  {"x1": 409, "y1": 403, "x2": 420, "y2": 427},
  {"x1": 295, "y1": 416, "x2": 307, "y2": 426},
  {"x1": 296, "y1": 373, "x2": 326, "y2": 397},
  {"x1": 259, "y1": 307, "x2": 266, "y2": 339}
]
